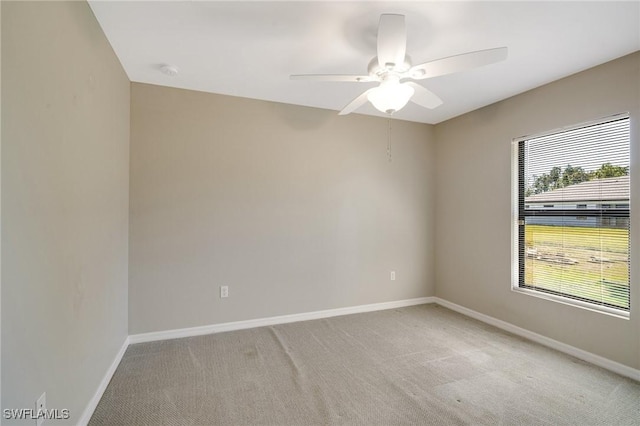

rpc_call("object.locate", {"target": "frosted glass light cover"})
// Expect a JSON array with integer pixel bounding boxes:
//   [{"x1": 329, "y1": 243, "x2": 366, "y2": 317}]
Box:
[{"x1": 367, "y1": 82, "x2": 414, "y2": 114}]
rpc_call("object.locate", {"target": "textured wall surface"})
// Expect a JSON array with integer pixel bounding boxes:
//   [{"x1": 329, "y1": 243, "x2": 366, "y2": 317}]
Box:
[
  {"x1": 129, "y1": 83, "x2": 435, "y2": 334},
  {"x1": 2, "y1": 2, "x2": 130, "y2": 422}
]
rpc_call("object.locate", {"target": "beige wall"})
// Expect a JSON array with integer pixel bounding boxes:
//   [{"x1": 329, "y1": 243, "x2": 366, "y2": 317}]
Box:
[
  {"x1": 1, "y1": 1, "x2": 130, "y2": 423},
  {"x1": 129, "y1": 83, "x2": 435, "y2": 334},
  {"x1": 434, "y1": 52, "x2": 640, "y2": 369}
]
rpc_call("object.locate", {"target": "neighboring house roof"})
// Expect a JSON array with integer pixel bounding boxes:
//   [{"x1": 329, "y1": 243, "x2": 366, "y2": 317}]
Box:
[{"x1": 525, "y1": 175, "x2": 629, "y2": 203}]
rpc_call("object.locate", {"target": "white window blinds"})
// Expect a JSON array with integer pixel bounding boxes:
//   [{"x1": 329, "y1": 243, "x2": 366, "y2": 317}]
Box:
[{"x1": 518, "y1": 115, "x2": 630, "y2": 311}]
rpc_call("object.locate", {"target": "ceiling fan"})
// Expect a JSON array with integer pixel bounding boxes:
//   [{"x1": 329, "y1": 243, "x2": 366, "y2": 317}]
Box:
[{"x1": 291, "y1": 14, "x2": 507, "y2": 116}]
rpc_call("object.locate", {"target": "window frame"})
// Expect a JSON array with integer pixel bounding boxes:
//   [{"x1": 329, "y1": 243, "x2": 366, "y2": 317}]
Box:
[{"x1": 511, "y1": 114, "x2": 631, "y2": 319}]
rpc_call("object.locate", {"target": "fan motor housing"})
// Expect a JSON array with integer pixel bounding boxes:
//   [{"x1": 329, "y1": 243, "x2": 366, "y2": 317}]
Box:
[{"x1": 368, "y1": 55, "x2": 412, "y2": 77}]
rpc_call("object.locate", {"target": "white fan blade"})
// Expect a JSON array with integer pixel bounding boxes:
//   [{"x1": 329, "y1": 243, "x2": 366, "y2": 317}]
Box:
[
  {"x1": 338, "y1": 89, "x2": 375, "y2": 115},
  {"x1": 409, "y1": 47, "x2": 508, "y2": 80},
  {"x1": 406, "y1": 82, "x2": 443, "y2": 109},
  {"x1": 377, "y1": 14, "x2": 406, "y2": 69},
  {"x1": 290, "y1": 74, "x2": 376, "y2": 82}
]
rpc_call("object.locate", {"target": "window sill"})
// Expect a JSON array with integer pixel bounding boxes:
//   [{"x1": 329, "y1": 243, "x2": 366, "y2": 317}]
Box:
[{"x1": 511, "y1": 286, "x2": 630, "y2": 320}]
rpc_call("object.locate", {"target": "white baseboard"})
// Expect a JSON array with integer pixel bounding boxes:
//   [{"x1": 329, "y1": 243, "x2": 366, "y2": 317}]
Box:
[
  {"x1": 433, "y1": 297, "x2": 640, "y2": 382},
  {"x1": 129, "y1": 296, "x2": 436, "y2": 344},
  {"x1": 78, "y1": 336, "x2": 130, "y2": 426}
]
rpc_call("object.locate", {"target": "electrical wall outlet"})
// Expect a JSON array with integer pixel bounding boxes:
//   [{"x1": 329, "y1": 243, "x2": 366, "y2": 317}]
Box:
[
  {"x1": 220, "y1": 285, "x2": 229, "y2": 298},
  {"x1": 390, "y1": 271, "x2": 396, "y2": 281},
  {"x1": 36, "y1": 392, "x2": 46, "y2": 426}
]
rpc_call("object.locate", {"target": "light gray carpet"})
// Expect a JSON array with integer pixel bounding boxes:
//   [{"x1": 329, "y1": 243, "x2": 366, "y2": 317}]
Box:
[{"x1": 89, "y1": 305, "x2": 640, "y2": 425}]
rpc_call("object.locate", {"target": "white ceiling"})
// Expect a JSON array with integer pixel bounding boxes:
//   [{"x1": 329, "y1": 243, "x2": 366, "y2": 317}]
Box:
[{"x1": 89, "y1": 1, "x2": 640, "y2": 125}]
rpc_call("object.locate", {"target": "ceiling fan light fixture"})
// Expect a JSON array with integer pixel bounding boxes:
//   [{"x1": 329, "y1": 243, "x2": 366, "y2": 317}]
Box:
[
  {"x1": 367, "y1": 80, "x2": 414, "y2": 114},
  {"x1": 293, "y1": 14, "x2": 507, "y2": 116}
]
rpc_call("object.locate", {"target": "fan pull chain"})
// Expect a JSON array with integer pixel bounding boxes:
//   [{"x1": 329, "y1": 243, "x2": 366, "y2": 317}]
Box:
[{"x1": 387, "y1": 118, "x2": 392, "y2": 162}]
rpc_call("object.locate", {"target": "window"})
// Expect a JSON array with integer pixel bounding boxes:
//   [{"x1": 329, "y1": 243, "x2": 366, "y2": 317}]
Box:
[{"x1": 514, "y1": 115, "x2": 630, "y2": 313}]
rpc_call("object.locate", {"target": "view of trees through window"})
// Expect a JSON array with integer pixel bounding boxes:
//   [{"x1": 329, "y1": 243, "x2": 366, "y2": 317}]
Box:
[
  {"x1": 518, "y1": 116, "x2": 630, "y2": 311},
  {"x1": 525, "y1": 163, "x2": 629, "y2": 197}
]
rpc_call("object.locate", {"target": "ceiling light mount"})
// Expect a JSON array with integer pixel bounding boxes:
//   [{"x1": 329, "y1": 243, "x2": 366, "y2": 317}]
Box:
[{"x1": 160, "y1": 64, "x2": 179, "y2": 77}]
